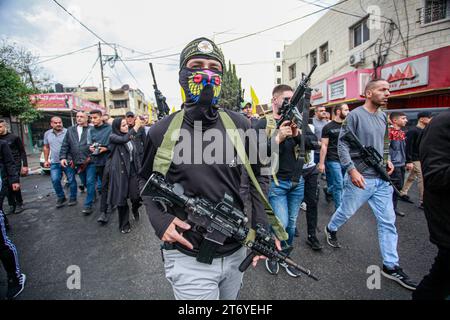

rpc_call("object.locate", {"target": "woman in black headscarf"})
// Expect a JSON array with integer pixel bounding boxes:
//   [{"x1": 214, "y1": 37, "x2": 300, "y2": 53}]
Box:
[{"x1": 107, "y1": 117, "x2": 143, "y2": 233}]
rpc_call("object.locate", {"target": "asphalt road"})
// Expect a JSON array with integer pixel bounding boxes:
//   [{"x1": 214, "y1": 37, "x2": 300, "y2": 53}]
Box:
[{"x1": 0, "y1": 173, "x2": 435, "y2": 300}]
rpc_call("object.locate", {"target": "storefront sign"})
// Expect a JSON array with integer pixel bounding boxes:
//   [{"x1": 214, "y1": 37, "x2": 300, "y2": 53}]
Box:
[
  {"x1": 311, "y1": 82, "x2": 327, "y2": 105},
  {"x1": 30, "y1": 94, "x2": 72, "y2": 110},
  {"x1": 30, "y1": 93, "x2": 104, "y2": 112},
  {"x1": 381, "y1": 56, "x2": 429, "y2": 91},
  {"x1": 328, "y1": 79, "x2": 346, "y2": 101}
]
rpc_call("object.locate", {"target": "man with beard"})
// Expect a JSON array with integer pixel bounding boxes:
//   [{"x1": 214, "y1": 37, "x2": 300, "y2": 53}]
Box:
[
  {"x1": 318, "y1": 104, "x2": 350, "y2": 211},
  {"x1": 43, "y1": 117, "x2": 77, "y2": 208},
  {"x1": 324, "y1": 79, "x2": 417, "y2": 291},
  {"x1": 140, "y1": 38, "x2": 281, "y2": 300}
]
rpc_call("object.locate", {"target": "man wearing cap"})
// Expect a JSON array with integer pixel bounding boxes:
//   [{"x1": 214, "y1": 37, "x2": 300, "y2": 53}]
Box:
[
  {"x1": 400, "y1": 111, "x2": 432, "y2": 209},
  {"x1": 140, "y1": 37, "x2": 273, "y2": 300}
]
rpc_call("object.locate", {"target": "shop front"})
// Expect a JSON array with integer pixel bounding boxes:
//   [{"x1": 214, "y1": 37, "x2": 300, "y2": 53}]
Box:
[
  {"x1": 29, "y1": 93, "x2": 104, "y2": 150},
  {"x1": 310, "y1": 45, "x2": 450, "y2": 116}
]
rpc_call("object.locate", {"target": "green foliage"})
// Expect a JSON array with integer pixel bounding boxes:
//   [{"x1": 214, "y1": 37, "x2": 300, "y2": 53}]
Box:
[
  {"x1": 219, "y1": 60, "x2": 242, "y2": 111},
  {"x1": 0, "y1": 62, "x2": 41, "y2": 123},
  {"x1": 0, "y1": 39, "x2": 53, "y2": 91}
]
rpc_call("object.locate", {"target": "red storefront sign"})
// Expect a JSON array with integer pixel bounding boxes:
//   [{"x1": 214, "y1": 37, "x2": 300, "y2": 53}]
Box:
[
  {"x1": 380, "y1": 46, "x2": 450, "y2": 97},
  {"x1": 30, "y1": 93, "x2": 105, "y2": 113}
]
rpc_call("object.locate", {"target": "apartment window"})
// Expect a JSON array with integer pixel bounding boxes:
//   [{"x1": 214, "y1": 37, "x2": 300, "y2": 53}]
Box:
[
  {"x1": 288, "y1": 63, "x2": 297, "y2": 80},
  {"x1": 419, "y1": 0, "x2": 449, "y2": 24},
  {"x1": 277, "y1": 78, "x2": 282, "y2": 85},
  {"x1": 310, "y1": 50, "x2": 318, "y2": 67},
  {"x1": 276, "y1": 65, "x2": 281, "y2": 72},
  {"x1": 276, "y1": 51, "x2": 281, "y2": 59},
  {"x1": 320, "y1": 42, "x2": 329, "y2": 64},
  {"x1": 350, "y1": 18, "x2": 370, "y2": 48},
  {"x1": 113, "y1": 100, "x2": 128, "y2": 109}
]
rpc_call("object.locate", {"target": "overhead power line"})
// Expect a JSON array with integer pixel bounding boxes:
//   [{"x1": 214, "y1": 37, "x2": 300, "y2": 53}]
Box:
[
  {"x1": 120, "y1": 0, "x2": 351, "y2": 62},
  {"x1": 34, "y1": 44, "x2": 96, "y2": 65},
  {"x1": 78, "y1": 55, "x2": 100, "y2": 87}
]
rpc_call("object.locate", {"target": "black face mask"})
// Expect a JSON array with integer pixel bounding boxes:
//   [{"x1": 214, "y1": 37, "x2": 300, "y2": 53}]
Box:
[{"x1": 179, "y1": 67, "x2": 222, "y2": 128}]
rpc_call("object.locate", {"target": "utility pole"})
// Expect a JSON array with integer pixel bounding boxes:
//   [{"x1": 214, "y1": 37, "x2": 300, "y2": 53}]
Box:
[{"x1": 98, "y1": 42, "x2": 107, "y2": 110}]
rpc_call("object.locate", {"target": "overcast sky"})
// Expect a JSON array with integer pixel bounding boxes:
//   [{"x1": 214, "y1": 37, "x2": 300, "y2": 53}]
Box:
[{"x1": 0, "y1": 0, "x2": 337, "y2": 108}]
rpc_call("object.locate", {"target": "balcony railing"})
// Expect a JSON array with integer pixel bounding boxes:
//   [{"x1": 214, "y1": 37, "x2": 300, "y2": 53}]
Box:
[{"x1": 417, "y1": 1, "x2": 449, "y2": 24}]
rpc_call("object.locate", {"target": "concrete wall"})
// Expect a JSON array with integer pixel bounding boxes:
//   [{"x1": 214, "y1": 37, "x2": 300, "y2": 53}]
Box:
[{"x1": 282, "y1": 0, "x2": 450, "y2": 87}]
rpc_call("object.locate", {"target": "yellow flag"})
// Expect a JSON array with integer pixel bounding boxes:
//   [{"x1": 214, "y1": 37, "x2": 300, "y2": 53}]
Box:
[
  {"x1": 180, "y1": 87, "x2": 186, "y2": 103},
  {"x1": 148, "y1": 102, "x2": 153, "y2": 121},
  {"x1": 171, "y1": 106, "x2": 176, "y2": 114},
  {"x1": 250, "y1": 86, "x2": 259, "y2": 115}
]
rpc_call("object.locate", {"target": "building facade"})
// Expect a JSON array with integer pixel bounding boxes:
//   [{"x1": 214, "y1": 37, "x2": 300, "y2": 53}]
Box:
[
  {"x1": 282, "y1": 0, "x2": 450, "y2": 111},
  {"x1": 75, "y1": 84, "x2": 152, "y2": 118}
]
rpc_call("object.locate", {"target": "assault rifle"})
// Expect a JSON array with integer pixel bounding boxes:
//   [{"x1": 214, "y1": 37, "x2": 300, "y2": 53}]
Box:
[
  {"x1": 276, "y1": 64, "x2": 317, "y2": 129},
  {"x1": 341, "y1": 130, "x2": 401, "y2": 196},
  {"x1": 236, "y1": 78, "x2": 245, "y2": 113},
  {"x1": 149, "y1": 63, "x2": 170, "y2": 120},
  {"x1": 142, "y1": 172, "x2": 319, "y2": 281}
]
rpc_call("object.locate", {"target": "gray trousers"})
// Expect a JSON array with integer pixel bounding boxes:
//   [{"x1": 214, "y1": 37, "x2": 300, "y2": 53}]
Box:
[{"x1": 162, "y1": 247, "x2": 247, "y2": 300}]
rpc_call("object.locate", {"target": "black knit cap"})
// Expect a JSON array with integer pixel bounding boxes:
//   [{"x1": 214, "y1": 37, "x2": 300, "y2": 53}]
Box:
[{"x1": 179, "y1": 37, "x2": 225, "y2": 69}]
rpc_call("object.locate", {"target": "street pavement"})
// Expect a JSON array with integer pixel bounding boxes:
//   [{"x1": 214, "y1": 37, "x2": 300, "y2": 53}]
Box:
[{"x1": 0, "y1": 173, "x2": 435, "y2": 300}]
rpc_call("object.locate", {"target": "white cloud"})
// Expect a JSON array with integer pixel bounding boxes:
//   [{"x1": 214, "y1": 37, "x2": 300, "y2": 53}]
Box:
[{"x1": 1, "y1": 0, "x2": 336, "y2": 108}]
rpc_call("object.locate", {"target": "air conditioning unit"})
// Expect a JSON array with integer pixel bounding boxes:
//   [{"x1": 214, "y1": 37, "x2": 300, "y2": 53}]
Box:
[{"x1": 349, "y1": 51, "x2": 365, "y2": 66}]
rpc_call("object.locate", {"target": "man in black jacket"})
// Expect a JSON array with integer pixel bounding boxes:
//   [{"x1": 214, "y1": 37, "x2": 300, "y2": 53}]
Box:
[
  {"x1": 0, "y1": 139, "x2": 26, "y2": 299},
  {"x1": 413, "y1": 110, "x2": 450, "y2": 300},
  {"x1": 255, "y1": 84, "x2": 319, "y2": 277},
  {"x1": 400, "y1": 111, "x2": 432, "y2": 208},
  {"x1": 140, "y1": 37, "x2": 272, "y2": 300},
  {"x1": 0, "y1": 120, "x2": 28, "y2": 214},
  {"x1": 60, "y1": 111, "x2": 96, "y2": 215}
]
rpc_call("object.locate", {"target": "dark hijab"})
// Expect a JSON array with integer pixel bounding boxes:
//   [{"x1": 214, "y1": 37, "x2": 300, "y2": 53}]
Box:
[{"x1": 112, "y1": 117, "x2": 125, "y2": 135}]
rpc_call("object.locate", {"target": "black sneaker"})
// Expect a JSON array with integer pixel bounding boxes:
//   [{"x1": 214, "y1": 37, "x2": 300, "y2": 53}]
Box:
[
  {"x1": 15, "y1": 203, "x2": 25, "y2": 214},
  {"x1": 7, "y1": 273, "x2": 26, "y2": 300},
  {"x1": 323, "y1": 188, "x2": 332, "y2": 203},
  {"x1": 79, "y1": 186, "x2": 86, "y2": 193},
  {"x1": 56, "y1": 197, "x2": 67, "y2": 208},
  {"x1": 281, "y1": 262, "x2": 302, "y2": 278},
  {"x1": 325, "y1": 226, "x2": 341, "y2": 248},
  {"x1": 399, "y1": 195, "x2": 414, "y2": 204},
  {"x1": 395, "y1": 210, "x2": 406, "y2": 217},
  {"x1": 120, "y1": 225, "x2": 131, "y2": 234},
  {"x1": 265, "y1": 259, "x2": 279, "y2": 275},
  {"x1": 82, "y1": 207, "x2": 93, "y2": 215},
  {"x1": 132, "y1": 208, "x2": 140, "y2": 221},
  {"x1": 382, "y1": 265, "x2": 417, "y2": 291},
  {"x1": 418, "y1": 202, "x2": 424, "y2": 210},
  {"x1": 97, "y1": 212, "x2": 109, "y2": 224},
  {"x1": 67, "y1": 199, "x2": 77, "y2": 206},
  {"x1": 306, "y1": 235, "x2": 323, "y2": 251}
]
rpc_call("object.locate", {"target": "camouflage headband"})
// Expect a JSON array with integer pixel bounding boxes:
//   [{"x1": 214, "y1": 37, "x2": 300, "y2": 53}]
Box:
[{"x1": 179, "y1": 37, "x2": 225, "y2": 69}]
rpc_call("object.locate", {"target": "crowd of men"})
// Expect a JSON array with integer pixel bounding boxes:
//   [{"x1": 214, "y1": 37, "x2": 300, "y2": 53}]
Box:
[{"x1": 0, "y1": 37, "x2": 448, "y2": 300}]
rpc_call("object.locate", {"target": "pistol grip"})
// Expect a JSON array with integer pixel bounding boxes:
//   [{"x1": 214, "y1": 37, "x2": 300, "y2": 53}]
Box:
[{"x1": 239, "y1": 252, "x2": 256, "y2": 272}]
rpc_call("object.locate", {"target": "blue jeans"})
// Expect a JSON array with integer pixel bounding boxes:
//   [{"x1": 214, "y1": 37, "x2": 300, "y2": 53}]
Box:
[
  {"x1": 325, "y1": 160, "x2": 346, "y2": 209},
  {"x1": 269, "y1": 178, "x2": 305, "y2": 247},
  {"x1": 50, "y1": 163, "x2": 77, "y2": 200},
  {"x1": 327, "y1": 176, "x2": 399, "y2": 269},
  {"x1": 76, "y1": 164, "x2": 96, "y2": 208}
]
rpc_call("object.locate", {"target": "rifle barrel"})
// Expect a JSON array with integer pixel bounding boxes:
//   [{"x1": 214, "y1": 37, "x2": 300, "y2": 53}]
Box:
[{"x1": 149, "y1": 63, "x2": 157, "y2": 88}]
